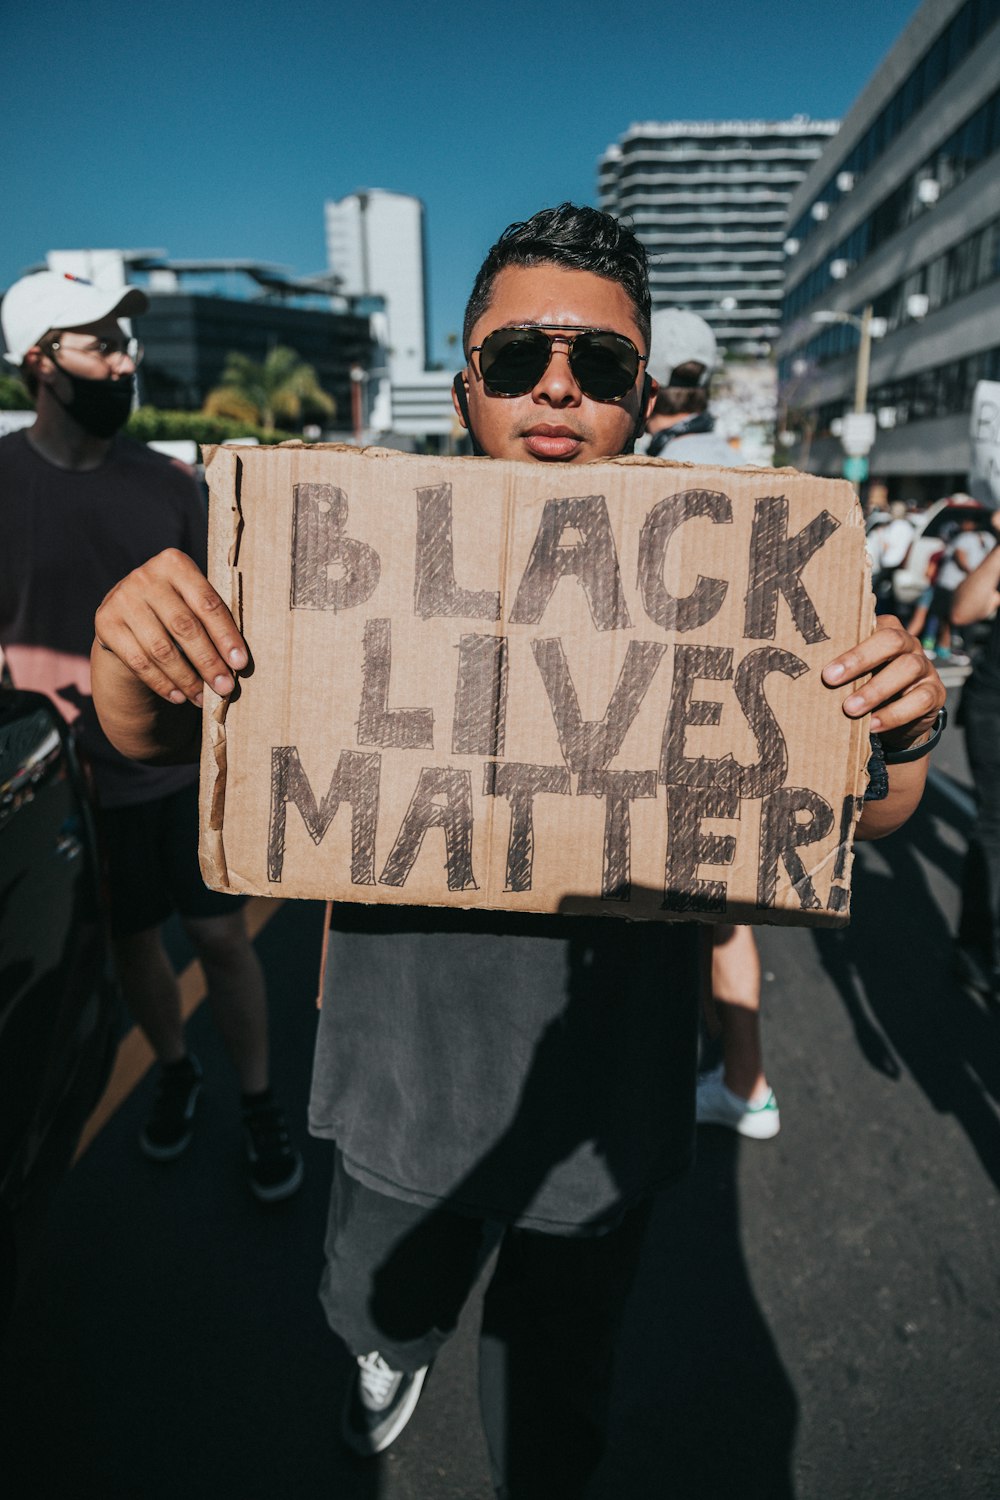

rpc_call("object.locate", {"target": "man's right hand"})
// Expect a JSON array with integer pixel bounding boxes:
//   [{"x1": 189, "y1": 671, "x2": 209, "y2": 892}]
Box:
[{"x1": 95, "y1": 548, "x2": 248, "y2": 707}]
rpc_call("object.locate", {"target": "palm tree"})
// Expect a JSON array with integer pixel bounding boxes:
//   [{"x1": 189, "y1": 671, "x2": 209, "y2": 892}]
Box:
[{"x1": 203, "y1": 346, "x2": 336, "y2": 431}]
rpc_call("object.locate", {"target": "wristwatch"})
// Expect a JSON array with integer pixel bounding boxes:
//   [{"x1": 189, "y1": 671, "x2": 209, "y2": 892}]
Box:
[{"x1": 881, "y1": 707, "x2": 947, "y2": 764}]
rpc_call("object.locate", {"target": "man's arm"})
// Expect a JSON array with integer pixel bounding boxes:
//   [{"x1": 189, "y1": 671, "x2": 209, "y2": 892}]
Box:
[
  {"x1": 92, "y1": 548, "x2": 248, "y2": 763},
  {"x1": 821, "y1": 615, "x2": 946, "y2": 841},
  {"x1": 952, "y1": 537, "x2": 1000, "y2": 627}
]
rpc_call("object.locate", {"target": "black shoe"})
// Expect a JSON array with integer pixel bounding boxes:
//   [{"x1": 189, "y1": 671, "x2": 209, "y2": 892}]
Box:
[
  {"x1": 242, "y1": 1095, "x2": 304, "y2": 1202},
  {"x1": 341, "y1": 1352, "x2": 429, "y2": 1456},
  {"x1": 139, "y1": 1055, "x2": 203, "y2": 1160}
]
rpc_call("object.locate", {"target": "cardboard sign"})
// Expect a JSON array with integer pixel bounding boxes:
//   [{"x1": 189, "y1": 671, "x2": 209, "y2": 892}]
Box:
[
  {"x1": 969, "y1": 379, "x2": 1000, "y2": 510},
  {"x1": 199, "y1": 445, "x2": 873, "y2": 927}
]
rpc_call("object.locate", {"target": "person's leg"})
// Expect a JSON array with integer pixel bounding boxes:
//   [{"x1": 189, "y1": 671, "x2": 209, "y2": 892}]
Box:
[
  {"x1": 710, "y1": 923, "x2": 766, "y2": 1101},
  {"x1": 958, "y1": 690, "x2": 1000, "y2": 992},
  {"x1": 321, "y1": 1150, "x2": 499, "y2": 1454},
  {"x1": 112, "y1": 920, "x2": 203, "y2": 1161},
  {"x1": 697, "y1": 925, "x2": 779, "y2": 1138},
  {"x1": 181, "y1": 909, "x2": 269, "y2": 1093},
  {"x1": 112, "y1": 924, "x2": 186, "y2": 1062},
  {"x1": 478, "y1": 1201, "x2": 651, "y2": 1500}
]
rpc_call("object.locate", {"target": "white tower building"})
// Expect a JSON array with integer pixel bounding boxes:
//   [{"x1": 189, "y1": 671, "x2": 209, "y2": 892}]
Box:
[{"x1": 325, "y1": 189, "x2": 456, "y2": 440}]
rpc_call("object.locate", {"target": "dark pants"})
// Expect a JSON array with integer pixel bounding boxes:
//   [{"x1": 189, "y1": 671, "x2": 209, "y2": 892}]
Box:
[
  {"x1": 320, "y1": 1150, "x2": 651, "y2": 1499},
  {"x1": 958, "y1": 679, "x2": 1000, "y2": 978}
]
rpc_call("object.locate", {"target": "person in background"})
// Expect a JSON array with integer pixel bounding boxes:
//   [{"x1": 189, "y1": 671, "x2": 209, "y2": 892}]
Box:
[
  {"x1": 932, "y1": 515, "x2": 996, "y2": 665},
  {"x1": 868, "y1": 500, "x2": 916, "y2": 616},
  {"x1": 643, "y1": 307, "x2": 779, "y2": 1137},
  {"x1": 951, "y1": 512, "x2": 1000, "y2": 1002},
  {"x1": 0, "y1": 271, "x2": 302, "y2": 1202}
]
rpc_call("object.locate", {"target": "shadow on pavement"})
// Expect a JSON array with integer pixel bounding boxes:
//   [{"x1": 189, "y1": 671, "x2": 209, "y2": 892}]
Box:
[
  {"x1": 812, "y1": 786, "x2": 1000, "y2": 1191},
  {"x1": 592, "y1": 1129, "x2": 798, "y2": 1500}
]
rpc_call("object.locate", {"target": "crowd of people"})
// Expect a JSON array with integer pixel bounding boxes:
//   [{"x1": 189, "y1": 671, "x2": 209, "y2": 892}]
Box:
[{"x1": 1, "y1": 203, "x2": 971, "y2": 1496}]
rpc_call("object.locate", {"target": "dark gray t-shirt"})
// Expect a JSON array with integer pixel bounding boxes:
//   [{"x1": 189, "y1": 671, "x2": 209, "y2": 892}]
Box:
[
  {"x1": 309, "y1": 904, "x2": 700, "y2": 1235},
  {"x1": 0, "y1": 430, "x2": 204, "y2": 808}
]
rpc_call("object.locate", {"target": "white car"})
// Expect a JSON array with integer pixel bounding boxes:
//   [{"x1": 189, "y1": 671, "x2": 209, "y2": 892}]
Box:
[{"x1": 889, "y1": 498, "x2": 994, "y2": 609}]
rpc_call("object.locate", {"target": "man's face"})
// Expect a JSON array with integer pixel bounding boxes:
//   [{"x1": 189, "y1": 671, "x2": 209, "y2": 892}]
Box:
[
  {"x1": 34, "y1": 315, "x2": 136, "y2": 393},
  {"x1": 456, "y1": 265, "x2": 656, "y2": 463}
]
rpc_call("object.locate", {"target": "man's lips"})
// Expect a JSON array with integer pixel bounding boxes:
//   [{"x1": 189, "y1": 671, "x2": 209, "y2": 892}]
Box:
[{"x1": 521, "y1": 425, "x2": 585, "y2": 459}]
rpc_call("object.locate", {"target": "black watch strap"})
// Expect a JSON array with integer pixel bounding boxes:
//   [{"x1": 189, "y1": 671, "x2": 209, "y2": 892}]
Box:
[{"x1": 881, "y1": 706, "x2": 948, "y2": 764}]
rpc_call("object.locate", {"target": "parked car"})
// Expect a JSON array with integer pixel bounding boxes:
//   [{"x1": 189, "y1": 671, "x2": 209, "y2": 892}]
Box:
[
  {"x1": 0, "y1": 684, "x2": 119, "y2": 1333},
  {"x1": 890, "y1": 497, "x2": 995, "y2": 610}
]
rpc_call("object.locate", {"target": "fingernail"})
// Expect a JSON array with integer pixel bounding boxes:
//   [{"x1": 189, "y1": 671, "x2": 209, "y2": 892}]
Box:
[
  {"x1": 213, "y1": 673, "x2": 234, "y2": 694},
  {"x1": 194, "y1": 692, "x2": 204, "y2": 708},
  {"x1": 229, "y1": 648, "x2": 247, "y2": 668},
  {"x1": 845, "y1": 694, "x2": 865, "y2": 713},
  {"x1": 168, "y1": 690, "x2": 185, "y2": 704},
  {"x1": 824, "y1": 663, "x2": 845, "y2": 682},
  {"x1": 871, "y1": 716, "x2": 882, "y2": 730}
]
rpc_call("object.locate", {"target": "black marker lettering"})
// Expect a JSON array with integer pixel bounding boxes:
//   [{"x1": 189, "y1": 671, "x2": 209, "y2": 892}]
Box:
[
  {"x1": 578, "y1": 769, "x2": 657, "y2": 901},
  {"x1": 662, "y1": 784, "x2": 739, "y2": 914},
  {"x1": 357, "y1": 618, "x2": 434, "y2": 749},
  {"x1": 414, "y1": 484, "x2": 500, "y2": 620},
  {"x1": 452, "y1": 634, "x2": 509, "y2": 757},
  {"x1": 757, "y1": 785, "x2": 835, "y2": 910},
  {"x1": 532, "y1": 637, "x2": 668, "y2": 773},
  {"x1": 743, "y1": 495, "x2": 839, "y2": 643},
  {"x1": 659, "y1": 644, "x2": 734, "y2": 788},
  {"x1": 268, "y1": 747, "x2": 379, "y2": 884},
  {"x1": 379, "y1": 767, "x2": 476, "y2": 890},
  {"x1": 638, "y1": 489, "x2": 731, "y2": 632},
  {"x1": 732, "y1": 646, "x2": 808, "y2": 796},
  {"x1": 290, "y1": 483, "x2": 380, "y2": 611},
  {"x1": 509, "y1": 495, "x2": 632, "y2": 631},
  {"x1": 483, "y1": 761, "x2": 571, "y2": 892}
]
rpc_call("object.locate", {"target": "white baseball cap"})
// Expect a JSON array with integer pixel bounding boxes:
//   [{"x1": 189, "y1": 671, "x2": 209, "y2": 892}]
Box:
[
  {"x1": 1, "y1": 270, "x2": 148, "y2": 366},
  {"x1": 648, "y1": 308, "x2": 718, "y2": 388}
]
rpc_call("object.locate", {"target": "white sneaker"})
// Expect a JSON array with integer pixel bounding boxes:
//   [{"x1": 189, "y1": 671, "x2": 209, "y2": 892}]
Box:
[
  {"x1": 341, "y1": 1351, "x2": 430, "y2": 1456},
  {"x1": 696, "y1": 1066, "x2": 780, "y2": 1139}
]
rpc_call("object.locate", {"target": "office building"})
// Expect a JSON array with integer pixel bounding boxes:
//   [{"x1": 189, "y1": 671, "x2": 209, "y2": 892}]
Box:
[
  {"x1": 325, "y1": 190, "x2": 457, "y2": 440},
  {"x1": 598, "y1": 118, "x2": 838, "y2": 352},
  {"x1": 776, "y1": 0, "x2": 1000, "y2": 498},
  {"x1": 11, "y1": 249, "x2": 373, "y2": 425}
]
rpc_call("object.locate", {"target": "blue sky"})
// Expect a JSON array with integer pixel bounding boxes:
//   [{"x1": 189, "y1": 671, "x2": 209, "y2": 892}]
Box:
[{"x1": 3, "y1": 0, "x2": 923, "y2": 363}]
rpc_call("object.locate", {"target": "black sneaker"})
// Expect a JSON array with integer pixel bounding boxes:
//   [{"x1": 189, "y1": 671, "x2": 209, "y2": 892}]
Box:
[
  {"x1": 139, "y1": 1054, "x2": 203, "y2": 1160},
  {"x1": 341, "y1": 1352, "x2": 429, "y2": 1456},
  {"x1": 242, "y1": 1096, "x2": 304, "y2": 1202}
]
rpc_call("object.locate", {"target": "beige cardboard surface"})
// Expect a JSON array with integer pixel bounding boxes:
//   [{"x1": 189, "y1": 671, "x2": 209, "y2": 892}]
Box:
[{"x1": 199, "y1": 444, "x2": 874, "y2": 927}]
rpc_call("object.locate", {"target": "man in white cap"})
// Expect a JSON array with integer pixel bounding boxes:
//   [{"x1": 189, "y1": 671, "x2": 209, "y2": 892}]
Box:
[
  {"x1": 642, "y1": 306, "x2": 779, "y2": 1138},
  {"x1": 641, "y1": 307, "x2": 738, "y2": 465},
  {"x1": 0, "y1": 269, "x2": 302, "y2": 1201}
]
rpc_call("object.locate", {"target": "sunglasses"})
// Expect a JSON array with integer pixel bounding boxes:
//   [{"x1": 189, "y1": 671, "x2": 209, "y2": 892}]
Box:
[{"x1": 470, "y1": 324, "x2": 646, "y2": 402}]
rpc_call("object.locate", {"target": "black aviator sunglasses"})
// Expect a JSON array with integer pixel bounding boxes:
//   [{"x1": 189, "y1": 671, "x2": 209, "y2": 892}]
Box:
[{"x1": 469, "y1": 324, "x2": 647, "y2": 402}]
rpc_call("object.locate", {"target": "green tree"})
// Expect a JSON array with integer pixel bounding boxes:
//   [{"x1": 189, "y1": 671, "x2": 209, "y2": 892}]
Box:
[
  {"x1": 204, "y1": 346, "x2": 335, "y2": 431},
  {"x1": 0, "y1": 372, "x2": 34, "y2": 410}
]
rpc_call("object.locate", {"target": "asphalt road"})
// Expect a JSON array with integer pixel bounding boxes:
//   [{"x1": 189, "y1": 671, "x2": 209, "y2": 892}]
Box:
[{"x1": 1, "y1": 684, "x2": 998, "y2": 1499}]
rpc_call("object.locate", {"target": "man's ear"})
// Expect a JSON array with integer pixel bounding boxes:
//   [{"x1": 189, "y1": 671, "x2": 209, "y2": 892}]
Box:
[
  {"x1": 642, "y1": 374, "x2": 658, "y2": 422},
  {"x1": 24, "y1": 344, "x2": 55, "y2": 386},
  {"x1": 452, "y1": 371, "x2": 471, "y2": 431}
]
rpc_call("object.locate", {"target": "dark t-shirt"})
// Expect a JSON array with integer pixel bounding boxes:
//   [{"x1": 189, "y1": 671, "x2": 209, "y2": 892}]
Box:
[
  {"x1": 0, "y1": 429, "x2": 204, "y2": 808},
  {"x1": 309, "y1": 903, "x2": 700, "y2": 1234}
]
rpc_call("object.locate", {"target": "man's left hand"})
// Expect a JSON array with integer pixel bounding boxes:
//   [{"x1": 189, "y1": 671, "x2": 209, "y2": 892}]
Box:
[{"x1": 821, "y1": 615, "x2": 946, "y2": 749}]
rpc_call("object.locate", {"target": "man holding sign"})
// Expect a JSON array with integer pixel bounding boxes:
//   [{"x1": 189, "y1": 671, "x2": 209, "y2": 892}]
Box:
[{"x1": 93, "y1": 206, "x2": 944, "y2": 1497}]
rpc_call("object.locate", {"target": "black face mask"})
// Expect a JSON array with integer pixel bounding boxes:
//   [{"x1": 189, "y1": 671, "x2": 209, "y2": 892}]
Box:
[{"x1": 50, "y1": 363, "x2": 135, "y2": 439}]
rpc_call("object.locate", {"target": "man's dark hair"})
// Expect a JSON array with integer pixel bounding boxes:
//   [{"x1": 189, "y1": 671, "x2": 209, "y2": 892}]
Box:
[{"x1": 462, "y1": 203, "x2": 651, "y2": 355}]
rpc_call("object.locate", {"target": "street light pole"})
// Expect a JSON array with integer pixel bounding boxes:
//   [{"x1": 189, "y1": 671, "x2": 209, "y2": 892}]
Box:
[{"x1": 854, "y1": 303, "x2": 874, "y2": 415}]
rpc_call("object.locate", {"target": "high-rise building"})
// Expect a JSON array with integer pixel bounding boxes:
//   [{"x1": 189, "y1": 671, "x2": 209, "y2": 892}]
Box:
[
  {"x1": 324, "y1": 189, "x2": 457, "y2": 441},
  {"x1": 598, "y1": 119, "x2": 839, "y2": 352},
  {"x1": 325, "y1": 190, "x2": 429, "y2": 378},
  {"x1": 776, "y1": 0, "x2": 1000, "y2": 499}
]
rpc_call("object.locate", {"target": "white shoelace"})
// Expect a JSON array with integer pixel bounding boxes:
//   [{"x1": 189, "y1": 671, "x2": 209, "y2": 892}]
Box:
[{"x1": 357, "y1": 1351, "x2": 397, "y2": 1406}]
